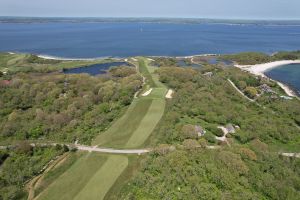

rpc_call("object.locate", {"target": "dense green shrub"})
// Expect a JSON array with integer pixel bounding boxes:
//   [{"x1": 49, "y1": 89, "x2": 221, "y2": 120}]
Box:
[
  {"x1": 0, "y1": 146, "x2": 65, "y2": 200},
  {"x1": 0, "y1": 70, "x2": 142, "y2": 144},
  {"x1": 221, "y1": 52, "x2": 272, "y2": 65}
]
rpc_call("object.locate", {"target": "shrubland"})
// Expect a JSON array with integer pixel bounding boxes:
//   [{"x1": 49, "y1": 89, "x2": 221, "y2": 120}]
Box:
[
  {"x1": 221, "y1": 50, "x2": 300, "y2": 65},
  {"x1": 0, "y1": 143, "x2": 68, "y2": 200},
  {"x1": 116, "y1": 61, "x2": 300, "y2": 199},
  {"x1": 0, "y1": 67, "x2": 142, "y2": 144}
]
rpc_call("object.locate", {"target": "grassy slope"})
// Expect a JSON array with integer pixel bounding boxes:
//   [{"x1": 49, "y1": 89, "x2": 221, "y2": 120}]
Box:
[
  {"x1": 37, "y1": 58, "x2": 167, "y2": 200},
  {"x1": 125, "y1": 99, "x2": 165, "y2": 148},
  {"x1": 74, "y1": 155, "x2": 128, "y2": 200},
  {"x1": 91, "y1": 99, "x2": 153, "y2": 147},
  {"x1": 36, "y1": 153, "x2": 107, "y2": 200}
]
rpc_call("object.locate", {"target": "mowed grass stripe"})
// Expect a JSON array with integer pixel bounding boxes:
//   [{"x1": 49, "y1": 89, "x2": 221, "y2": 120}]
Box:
[
  {"x1": 145, "y1": 60, "x2": 166, "y2": 89},
  {"x1": 37, "y1": 153, "x2": 108, "y2": 200},
  {"x1": 138, "y1": 59, "x2": 156, "y2": 87},
  {"x1": 92, "y1": 99, "x2": 153, "y2": 148},
  {"x1": 125, "y1": 99, "x2": 166, "y2": 148},
  {"x1": 74, "y1": 155, "x2": 128, "y2": 200}
]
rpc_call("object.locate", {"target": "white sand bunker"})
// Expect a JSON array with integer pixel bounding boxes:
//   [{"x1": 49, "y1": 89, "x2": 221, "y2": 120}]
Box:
[
  {"x1": 165, "y1": 89, "x2": 174, "y2": 99},
  {"x1": 142, "y1": 88, "x2": 153, "y2": 96}
]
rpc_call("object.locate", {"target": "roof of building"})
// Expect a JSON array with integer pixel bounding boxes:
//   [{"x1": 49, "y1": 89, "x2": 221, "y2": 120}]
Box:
[
  {"x1": 195, "y1": 125, "x2": 206, "y2": 136},
  {"x1": 226, "y1": 124, "x2": 236, "y2": 133}
]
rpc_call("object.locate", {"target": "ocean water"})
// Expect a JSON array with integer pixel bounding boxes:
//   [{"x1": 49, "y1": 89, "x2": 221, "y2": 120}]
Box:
[
  {"x1": 63, "y1": 62, "x2": 130, "y2": 76},
  {"x1": 0, "y1": 21, "x2": 300, "y2": 92},
  {"x1": 265, "y1": 64, "x2": 300, "y2": 96},
  {"x1": 0, "y1": 22, "x2": 300, "y2": 58}
]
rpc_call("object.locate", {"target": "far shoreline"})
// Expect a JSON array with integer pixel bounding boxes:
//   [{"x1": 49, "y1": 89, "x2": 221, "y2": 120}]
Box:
[
  {"x1": 235, "y1": 60, "x2": 300, "y2": 97},
  {"x1": 5, "y1": 51, "x2": 300, "y2": 97}
]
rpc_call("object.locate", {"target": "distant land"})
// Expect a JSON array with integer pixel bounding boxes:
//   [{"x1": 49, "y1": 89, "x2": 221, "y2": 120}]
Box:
[{"x1": 1, "y1": 16, "x2": 300, "y2": 25}]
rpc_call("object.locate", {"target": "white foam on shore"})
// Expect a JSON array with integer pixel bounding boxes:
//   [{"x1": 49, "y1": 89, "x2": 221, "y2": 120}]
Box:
[
  {"x1": 148, "y1": 54, "x2": 219, "y2": 59},
  {"x1": 37, "y1": 54, "x2": 111, "y2": 61},
  {"x1": 235, "y1": 60, "x2": 300, "y2": 97}
]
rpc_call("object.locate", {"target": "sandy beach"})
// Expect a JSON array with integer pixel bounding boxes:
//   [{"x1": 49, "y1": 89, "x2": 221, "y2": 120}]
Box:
[
  {"x1": 37, "y1": 54, "x2": 106, "y2": 61},
  {"x1": 235, "y1": 60, "x2": 300, "y2": 97}
]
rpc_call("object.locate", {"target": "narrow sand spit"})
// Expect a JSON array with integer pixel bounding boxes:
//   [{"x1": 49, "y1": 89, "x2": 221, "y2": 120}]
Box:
[
  {"x1": 235, "y1": 60, "x2": 300, "y2": 97},
  {"x1": 165, "y1": 89, "x2": 174, "y2": 99},
  {"x1": 131, "y1": 58, "x2": 138, "y2": 62},
  {"x1": 142, "y1": 88, "x2": 153, "y2": 96}
]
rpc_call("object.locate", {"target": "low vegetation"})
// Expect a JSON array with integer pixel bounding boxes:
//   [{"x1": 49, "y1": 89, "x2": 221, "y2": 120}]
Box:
[
  {"x1": 0, "y1": 53, "x2": 116, "y2": 74},
  {"x1": 0, "y1": 143, "x2": 67, "y2": 200},
  {"x1": 1, "y1": 53, "x2": 300, "y2": 200},
  {"x1": 221, "y1": 51, "x2": 300, "y2": 65},
  {"x1": 116, "y1": 60, "x2": 300, "y2": 199},
  {"x1": 0, "y1": 61, "x2": 142, "y2": 144},
  {"x1": 119, "y1": 147, "x2": 300, "y2": 200}
]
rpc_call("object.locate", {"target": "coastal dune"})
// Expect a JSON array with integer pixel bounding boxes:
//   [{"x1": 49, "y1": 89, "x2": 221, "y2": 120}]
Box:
[{"x1": 235, "y1": 60, "x2": 300, "y2": 97}]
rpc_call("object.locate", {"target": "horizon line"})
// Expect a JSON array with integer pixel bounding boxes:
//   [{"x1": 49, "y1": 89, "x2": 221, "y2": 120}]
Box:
[{"x1": 1, "y1": 16, "x2": 300, "y2": 21}]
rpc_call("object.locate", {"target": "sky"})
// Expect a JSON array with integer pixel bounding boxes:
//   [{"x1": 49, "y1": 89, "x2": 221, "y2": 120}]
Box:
[{"x1": 1, "y1": 0, "x2": 300, "y2": 20}]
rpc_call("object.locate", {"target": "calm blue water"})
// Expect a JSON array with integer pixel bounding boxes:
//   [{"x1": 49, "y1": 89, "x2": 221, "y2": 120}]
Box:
[
  {"x1": 1, "y1": 22, "x2": 300, "y2": 58},
  {"x1": 1, "y1": 22, "x2": 300, "y2": 91},
  {"x1": 266, "y1": 64, "x2": 300, "y2": 96},
  {"x1": 63, "y1": 62, "x2": 130, "y2": 76},
  {"x1": 177, "y1": 60, "x2": 201, "y2": 68}
]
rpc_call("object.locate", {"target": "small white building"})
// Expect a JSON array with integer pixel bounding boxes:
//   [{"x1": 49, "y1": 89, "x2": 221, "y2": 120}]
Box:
[{"x1": 195, "y1": 125, "x2": 206, "y2": 137}]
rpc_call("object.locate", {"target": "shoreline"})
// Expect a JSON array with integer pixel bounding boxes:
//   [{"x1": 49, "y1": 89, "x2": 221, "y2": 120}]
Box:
[
  {"x1": 37, "y1": 54, "x2": 219, "y2": 61},
  {"x1": 37, "y1": 54, "x2": 113, "y2": 61},
  {"x1": 235, "y1": 60, "x2": 300, "y2": 97}
]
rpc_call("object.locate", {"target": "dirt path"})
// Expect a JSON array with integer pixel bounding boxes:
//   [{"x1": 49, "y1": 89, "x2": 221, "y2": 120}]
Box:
[
  {"x1": 76, "y1": 145, "x2": 151, "y2": 154},
  {"x1": 228, "y1": 79, "x2": 255, "y2": 102},
  {"x1": 215, "y1": 126, "x2": 229, "y2": 142},
  {"x1": 0, "y1": 144, "x2": 151, "y2": 155},
  {"x1": 27, "y1": 153, "x2": 69, "y2": 200}
]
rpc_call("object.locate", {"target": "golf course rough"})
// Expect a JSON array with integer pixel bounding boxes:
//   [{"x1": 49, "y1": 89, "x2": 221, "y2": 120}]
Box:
[{"x1": 37, "y1": 58, "x2": 167, "y2": 200}]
